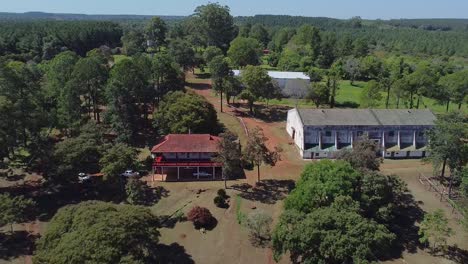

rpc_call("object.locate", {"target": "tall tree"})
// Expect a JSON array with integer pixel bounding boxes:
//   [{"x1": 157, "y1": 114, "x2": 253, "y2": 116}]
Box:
[
  {"x1": 426, "y1": 112, "x2": 468, "y2": 197},
  {"x1": 208, "y1": 55, "x2": 231, "y2": 112},
  {"x1": 121, "y1": 30, "x2": 145, "y2": 56},
  {"x1": 100, "y1": 143, "x2": 139, "y2": 183},
  {"x1": 68, "y1": 56, "x2": 108, "y2": 123},
  {"x1": 243, "y1": 127, "x2": 280, "y2": 182},
  {"x1": 360, "y1": 80, "x2": 383, "y2": 108},
  {"x1": 249, "y1": 24, "x2": 270, "y2": 48},
  {"x1": 213, "y1": 131, "x2": 242, "y2": 188},
  {"x1": 105, "y1": 58, "x2": 147, "y2": 143},
  {"x1": 168, "y1": 38, "x2": 195, "y2": 73},
  {"x1": 239, "y1": 65, "x2": 272, "y2": 114},
  {"x1": 327, "y1": 61, "x2": 343, "y2": 108},
  {"x1": 145, "y1": 16, "x2": 167, "y2": 51},
  {"x1": 151, "y1": 51, "x2": 185, "y2": 105},
  {"x1": 227, "y1": 37, "x2": 262, "y2": 68},
  {"x1": 192, "y1": 3, "x2": 237, "y2": 51},
  {"x1": 437, "y1": 70, "x2": 468, "y2": 111}
]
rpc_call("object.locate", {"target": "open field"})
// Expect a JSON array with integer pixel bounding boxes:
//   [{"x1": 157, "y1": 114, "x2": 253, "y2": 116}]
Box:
[{"x1": 267, "y1": 80, "x2": 467, "y2": 114}]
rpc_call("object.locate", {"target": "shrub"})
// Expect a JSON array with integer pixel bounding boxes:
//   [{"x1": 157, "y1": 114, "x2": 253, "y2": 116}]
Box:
[
  {"x1": 214, "y1": 196, "x2": 228, "y2": 208},
  {"x1": 244, "y1": 210, "x2": 272, "y2": 246},
  {"x1": 125, "y1": 178, "x2": 152, "y2": 206},
  {"x1": 217, "y1": 189, "x2": 227, "y2": 198},
  {"x1": 187, "y1": 206, "x2": 215, "y2": 229}
]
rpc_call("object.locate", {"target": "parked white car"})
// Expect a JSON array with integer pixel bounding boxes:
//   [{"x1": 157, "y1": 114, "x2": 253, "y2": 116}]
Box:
[
  {"x1": 193, "y1": 171, "x2": 212, "y2": 177},
  {"x1": 121, "y1": 170, "x2": 140, "y2": 178},
  {"x1": 78, "y1": 172, "x2": 91, "y2": 182}
]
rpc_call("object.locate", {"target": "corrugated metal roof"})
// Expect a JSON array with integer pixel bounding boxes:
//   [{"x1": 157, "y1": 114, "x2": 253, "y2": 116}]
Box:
[
  {"x1": 233, "y1": 70, "x2": 310, "y2": 80},
  {"x1": 296, "y1": 109, "x2": 436, "y2": 127}
]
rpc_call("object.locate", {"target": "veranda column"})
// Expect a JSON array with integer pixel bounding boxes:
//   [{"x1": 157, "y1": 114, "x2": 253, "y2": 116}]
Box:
[
  {"x1": 213, "y1": 166, "x2": 215, "y2": 180},
  {"x1": 381, "y1": 131, "x2": 386, "y2": 157},
  {"x1": 161, "y1": 167, "x2": 165, "y2": 181},
  {"x1": 318, "y1": 131, "x2": 322, "y2": 150},
  {"x1": 177, "y1": 166, "x2": 180, "y2": 181},
  {"x1": 397, "y1": 131, "x2": 401, "y2": 149},
  {"x1": 334, "y1": 131, "x2": 338, "y2": 150},
  {"x1": 197, "y1": 167, "x2": 200, "y2": 180},
  {"x1": 412, "y1": 130, "x2": 417, "y2": 148},
  {"x1": 350, "y1": 131, "x2": 354, "y2": 147}
]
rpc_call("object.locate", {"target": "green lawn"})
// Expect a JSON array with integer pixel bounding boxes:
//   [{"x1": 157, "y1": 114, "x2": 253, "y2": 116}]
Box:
[{"x1": 267, "y1": 80, "x2": 466, "y2": 114}]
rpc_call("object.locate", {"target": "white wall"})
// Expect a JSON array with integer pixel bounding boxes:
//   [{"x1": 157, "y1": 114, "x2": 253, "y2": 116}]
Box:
[{"x1": 286, "y1": 109, "x2": 304, "y2": 156}]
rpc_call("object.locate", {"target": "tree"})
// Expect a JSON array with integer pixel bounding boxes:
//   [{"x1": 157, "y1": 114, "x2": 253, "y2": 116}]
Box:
[
  {"x1": 360, "y1": 80, "x2": 383, "y2": 108},
  {"x1": 239, "y1": 65, "x2": 272, "y2": 114},
  {"x1": 145, "y1": 16, "x2": 167, "y2": 51},
  {"x1": 153, "y1": 91, "x2": 219, "y2": 135},
  {"x1": 33, "y1": 201, "x2": 160, "y2": 264},
  {"x1": 49, "y1": 122, "x2": 104, "y2": 184},
  {"x1": 224, "y1": 75, "x2": 243, "y2": 104},
  {"x1": 406, "y1": 63, "x2": 438, "y2": 109},
  {"x1": 244, "y1": 210, "x2": 272, "y2": 246},
  {"x1": 284, "y1": 160, "x2": 360, "y2": 212},
  {"x1": 68, "y1": 56, "x2": 108, "y2": 123},
  {"x1": 273, "y1": 198, "x2": 395, "y2": 264},
  {"x1": 208, "y1": 55, "x2": 231, "y2": 112},
  {"x1": 192, "y1": 3, "x2": 237, "y2": 51},
  {"x1": 306, "y1": 82, "x2": 329, "y2": 108},
  {"x1": 168, "y1": 38, "x2": 195, "y2": 72},
  {"x1": 203, "y1": 46, "x2": 223, "y2": 64},
  {"x1": 426, "y1": 112, "x2": 468, "y2": 197},
  {"x1": 249, "y1": 24, "x2": 270, "y2": 48},
  {"x1": 100, "y1": 143, "x2": 138, "y2": 183},
  {"x1": 327, "y1": 61, "x2": 343, "y2": 108},
  {"x1": 121, "y1": 30, "x2": 145, "y2": 55},
  {"x1": 151, "y1": 51, "x2": 185, "y2": 105},
  {"x1": 227, "y1": 37, "x2": 262, "y2": 67},
  {"x1": 343, "y1": 57, "x2": 361, "y2": 85},
  {"x1": 125, "y1": 178, "x2": 153, "y2": 206},
  {"x1": 213, "y1": 131, "x2": 241, "y2": 188},
  {"x1": 418, "y1": 209, "x2": 453, "y2": 251},
  {"x1": 187, "y1": 206, "x2": 215, "y2": 229},
  {"x1": 243, "y1": 127, "x2": 281, "y2": 182},
  {"x1": 0, "y1": 193, "x2": 36, "y2": 232},
  {"x1": 437, "y1": 70, "x2": 468, "y2": 111},
  {"x1": 337, "y1": 137, "x2": 382, "y2": 171},
  {"x1": 105, "y1": 58, "x2": 148, "y2": 143}
]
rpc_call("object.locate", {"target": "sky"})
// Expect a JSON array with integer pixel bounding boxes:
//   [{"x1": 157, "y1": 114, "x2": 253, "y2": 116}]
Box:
[{"x1": 1, "y1": 0, "x2": 468, "y2": 19}]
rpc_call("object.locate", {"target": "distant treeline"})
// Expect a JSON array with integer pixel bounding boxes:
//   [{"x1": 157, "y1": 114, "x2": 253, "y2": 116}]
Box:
[{"x1": 0, "y1": 21, "x2": 122, "y2": 60}]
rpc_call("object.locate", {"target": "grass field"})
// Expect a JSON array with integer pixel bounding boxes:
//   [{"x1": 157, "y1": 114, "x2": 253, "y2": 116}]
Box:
[{"x1": 267, "y1": 80, "x2": 466, "y2": 114}]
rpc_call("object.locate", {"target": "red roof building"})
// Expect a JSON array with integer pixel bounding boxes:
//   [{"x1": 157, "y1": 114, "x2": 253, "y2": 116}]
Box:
[{"x1": 151, "y1": 134, "x2": 222, "y2": 181}]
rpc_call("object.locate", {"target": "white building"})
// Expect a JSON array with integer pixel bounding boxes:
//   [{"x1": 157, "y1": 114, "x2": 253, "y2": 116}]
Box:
[
  {"x1": 232, "y1": 70, "x2": 310, "y2": 96},
  {"x1": 286, "y1": 108, "x2": 436, "y2": 159}
]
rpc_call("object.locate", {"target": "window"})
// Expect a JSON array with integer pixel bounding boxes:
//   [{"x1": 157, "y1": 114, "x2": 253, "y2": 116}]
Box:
[
  {"x1": 418, "y1": 131, "x2": 425, "y2": 137},
  {"x1": 325, "y1": 131, "x2": 332, "y2": 137},
  {"x1": 388, "y1": 131, "x2": 395, "y2": 137}
]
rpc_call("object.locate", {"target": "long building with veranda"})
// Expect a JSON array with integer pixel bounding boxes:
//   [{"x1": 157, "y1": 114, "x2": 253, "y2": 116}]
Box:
[{"x1": 286, "y1": 108, "x2": 437, "y2": 159}]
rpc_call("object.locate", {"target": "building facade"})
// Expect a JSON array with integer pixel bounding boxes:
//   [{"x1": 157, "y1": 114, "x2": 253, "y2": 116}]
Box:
[
  {"x1": 232, "y1": 70, "x2": 310, "y2": 96},
  {"x1": 286, "y1": 108, "x2": 436, "y2": 159},
  {"x1": 151, "y1": 134, "x2": 222, "y2": 181}
]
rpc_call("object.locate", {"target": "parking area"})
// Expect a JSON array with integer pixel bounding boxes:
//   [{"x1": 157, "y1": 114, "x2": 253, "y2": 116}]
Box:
[{"x1": 149, "y1": 166, "x2": 223, "y2": 182}]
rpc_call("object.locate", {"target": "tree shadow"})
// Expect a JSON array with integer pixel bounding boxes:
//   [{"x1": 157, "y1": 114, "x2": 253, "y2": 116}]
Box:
[
  {"x1": 231, "y1": 179, "x2": 295, "y2": 204},
  {"x1": 187, "y1": 82, "x2": 211, "y2": 90},
  {"x1": 156, "y1": 243, "x2": 195, "y2": 264},
  {"x1": 0, "y1": 231, "x2": 39, "y2": 260},
  {"x1": 380, "y1": 192, "x2": 426, "y2": 261},
  {"x1": 254, "y1": 105, "x2": 290, "y2": 123},
  {"x1": 157, "y1": 214, "x2": 187, "y2": 229},
  {"x1": 444, "y1": 245, "x2": 468, "y2": 264},
  {"x1": 335, "y1": 101, "x2": 360, "y2": 108}
]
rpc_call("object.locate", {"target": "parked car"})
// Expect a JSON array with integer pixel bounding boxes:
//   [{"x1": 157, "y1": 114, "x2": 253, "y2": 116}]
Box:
[
  {"x1": 121, "y1": 169, "x2": 140, "y2": 178},
  {"x1": 78, "y1": 172, "x2": 91, "y2": 182},
  {"x1": 193, "y1": 171, "x2": 212, "y2": 177}
]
